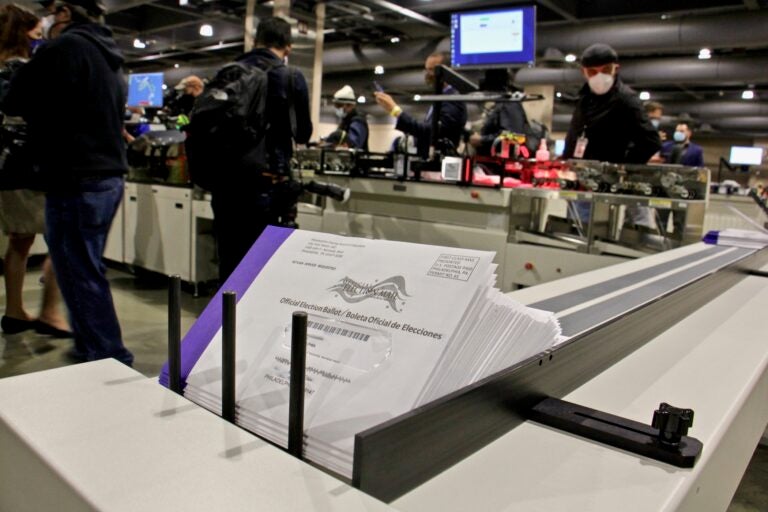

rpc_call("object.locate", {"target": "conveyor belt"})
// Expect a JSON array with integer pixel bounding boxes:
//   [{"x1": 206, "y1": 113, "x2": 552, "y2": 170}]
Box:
[
  {"x1": 529, "y1": 245, "x2": 736, "y2": 313},
  {"x1": 558, "y1": 246, "x2": 755, "y2": 336}
]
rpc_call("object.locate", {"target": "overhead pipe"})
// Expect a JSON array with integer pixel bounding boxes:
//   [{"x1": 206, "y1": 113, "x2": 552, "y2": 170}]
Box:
[
  {"x1": 537, "y1": 10, "x2": 768, "y2": 55},
  {"x1": 320, "y1": 10, "x2": 768, "y2": 72},
  {"x1": 515, "y1": 55, "x2": 768, "y2": 86}
]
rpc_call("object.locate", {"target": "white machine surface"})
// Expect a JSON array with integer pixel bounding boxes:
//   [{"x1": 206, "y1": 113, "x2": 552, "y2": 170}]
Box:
[
  {"x1": 0, "y1": 244, "x2": 766, "y2": 511},
  {"x1": 0, "y1": 360, "x2": 390, "y2": 512}
]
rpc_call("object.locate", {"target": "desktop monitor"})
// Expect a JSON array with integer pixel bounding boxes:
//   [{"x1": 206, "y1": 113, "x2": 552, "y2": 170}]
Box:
[
  {"x1": 450, "y1": 6, "x2": 536, "y2": 68},
  {"x1": 127, "y1": 72, "x2": 164, "y2": 108},
  {"x1": 729, "y1": 146, "x2": 764, "y2": 166}
]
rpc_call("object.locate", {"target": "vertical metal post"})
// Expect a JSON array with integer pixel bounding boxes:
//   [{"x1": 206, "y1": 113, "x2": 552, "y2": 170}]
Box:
[
  {"x1": 288, "y1": 311, "x2": 308, "y2": 458},
  {"x1": 310, "y1": 2, "x2": 325, "y2": 141},
  {"x1": 244, "y1": 0, "x2": 256, "y2": 52},
  {"x1": 222, "y1": 291, "x2": 237, "y2": 423},
  {"x1": 168, "y1": 275, "x2": 182, "y2": 394}
]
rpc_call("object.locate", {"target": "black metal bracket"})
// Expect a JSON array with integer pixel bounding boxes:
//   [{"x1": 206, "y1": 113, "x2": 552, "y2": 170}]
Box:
[
  {"x1": 288, "y1": 312, "x2": 308, "y2": 458},
  {"x1": 167, "y1": 275, "x2": 182, "y2": 394},
  {"x1": 529, "y1": 397, "x2": 703, "y2": 468}
]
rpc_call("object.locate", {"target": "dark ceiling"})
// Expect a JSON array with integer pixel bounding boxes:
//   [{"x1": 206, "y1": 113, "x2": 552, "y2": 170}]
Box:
[{"x1": 57, "y1": 0, "x2": 768, "y2": 136}]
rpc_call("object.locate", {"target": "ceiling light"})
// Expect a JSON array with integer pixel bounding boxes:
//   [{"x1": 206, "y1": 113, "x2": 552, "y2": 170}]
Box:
[
  {"x1": 639, "y1": 91, "x2": 651, "y2": 101},
  {"x1": 413, "y1": 94, "x2": 421, "y2": 101},
  {"x1": 564, "y1": 54, "x2": 576, "y2": 63},
  {"x1": 698, "y1": 48, "x2": 711, "y2": 60},
  {"x1": 374, "y1": 65, "x2": 384, "y2": 75},
  {"x1": 179, "y1": 0, "x2": 188, "y2": 5},
  {"x1": 133, "y1": 38, "x2": 146, "y2": 49},
  {"x1": 174, "y1": 63, "x2": 180, "y2": 68},
  {"x1": 742, "y1": 90, "x2": 755, "y2": 100},
  {"x1": 556, "y1": 92, "x2": 562, "y2": 98},
  {"x1": 390, "y1": 37, "x2": 400, "y2": 44},
  {"x1": 357, "y1": 96, "x2": 366, "y2": 104},
  {"x1": 162, "y1": 84, "x2": 168, "y2": 90},
  {"x1": 199, "y1": 24, "x2": 214, "y2": 37}
]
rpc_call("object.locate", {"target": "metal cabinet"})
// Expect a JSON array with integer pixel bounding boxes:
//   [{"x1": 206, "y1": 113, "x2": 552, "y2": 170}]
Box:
[{"x1": 124, "y1": 182, "x2": 192, "y2": 278}]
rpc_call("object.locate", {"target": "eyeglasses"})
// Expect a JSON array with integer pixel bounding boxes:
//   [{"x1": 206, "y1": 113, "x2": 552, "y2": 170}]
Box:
[{"x1": 582, "y1": 64, "x2": 616, "y2": 77}]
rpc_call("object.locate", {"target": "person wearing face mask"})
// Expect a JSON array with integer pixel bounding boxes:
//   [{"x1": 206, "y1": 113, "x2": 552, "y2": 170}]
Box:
[
  {"x1": 661, "y1": 123, "x2": 704, "y2": 167},
  {"x1": 0, "y1": 3, "x2": 70, "y2": 338},
  {"x1": 4, "y1": 0, "x2": 134, "y2": 365},
  {"x1": 374, "y1": 51, "x2": 467, "y2": 159},
  {"x1": 170, "y1": 75, "x2": 204, "y2": 117},
  {"x1": 329, "y1": 85, "x2": 368, "y2": 150},
  {"x1": 564, "y1": 44, "x2": 660, "y2": 164}
]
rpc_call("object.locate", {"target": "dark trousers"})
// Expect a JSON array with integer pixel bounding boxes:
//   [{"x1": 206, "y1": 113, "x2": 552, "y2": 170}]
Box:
[
  {"x1": 45, "y1": 177, "x2": 133, "y2": 366},
  {"x1": 211, "y1": 185, "x2": 279, "y2": 282}
]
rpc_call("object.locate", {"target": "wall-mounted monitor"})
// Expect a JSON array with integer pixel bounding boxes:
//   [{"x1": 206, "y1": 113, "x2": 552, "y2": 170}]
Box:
[
  {"x1": 729, "y1": 146, "x2": 764, "y2": 166},
  {"x1": 450, "y1": 6, "x2": 536, "y2": 68},
  {"x1": 127, "y1": 72, "x2": 164, "y2": 108}
]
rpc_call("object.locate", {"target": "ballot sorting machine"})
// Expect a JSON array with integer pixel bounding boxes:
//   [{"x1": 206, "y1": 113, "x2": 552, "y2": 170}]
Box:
[
  {"x1": 292, "y1": 149, "x2": 710, "y2": 288},
  {"x1": 164, "y1": 240, "x2": 768, "y2": 503}
]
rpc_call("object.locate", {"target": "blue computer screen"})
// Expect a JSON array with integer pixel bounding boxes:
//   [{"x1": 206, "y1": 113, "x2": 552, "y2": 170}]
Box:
[
  {"x1": 127, "y1": 72, "x2": 164, "y2": 108},
  {"x1": 451, "y1": 6, "x2": 536, "y2": 68}
]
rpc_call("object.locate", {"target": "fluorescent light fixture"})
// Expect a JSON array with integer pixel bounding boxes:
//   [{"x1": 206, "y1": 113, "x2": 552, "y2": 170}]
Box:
[
  {"x1": 742, "y1": 90, "x2": 755, "y2": 100},
  {"x1": 639, "y1": 91, "x2": 651, "y2": 101},
  {"x1": 179, "y1": 0, "x2": 188, "y2": 5},
  {"x1": 199, "y1": 24, "x2": 214, "y2": 37},
  {"x1": 133, "y1": 38, "x2": 146, "y2": 49},
  {"x1": 698, "y1": 48, "x2": 711, "y2": 60},
  {"x1": 390, "y1": 37, "x2": 400, "y2": 43},
  {"x1": 357, "y1": 96, "x2": 366, "y2": 104},
  {"x1": 564, "y1": 53, "x2": 576, "y2": 63},
  {"x1": 374, "y1": 65, "x2": 384, "y2": 75}
]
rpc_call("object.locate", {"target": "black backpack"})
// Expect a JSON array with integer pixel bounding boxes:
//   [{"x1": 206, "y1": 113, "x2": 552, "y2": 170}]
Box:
[
  {"x1": 185, "y1": 62, "x2": 270, "y2": 191},
  {"x1": 0, "y1": 60, "x2": 40, "y2": 191}
]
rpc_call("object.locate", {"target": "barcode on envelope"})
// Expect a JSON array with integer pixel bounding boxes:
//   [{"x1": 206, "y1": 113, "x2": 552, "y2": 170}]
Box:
[{"x1": 308, "y1": 321, "x2": 370, "y2": 342}]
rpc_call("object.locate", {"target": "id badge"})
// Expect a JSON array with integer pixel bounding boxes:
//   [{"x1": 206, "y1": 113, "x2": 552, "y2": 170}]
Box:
[{"x1": 574, "y1": 136, "x2": 588, "y2": 158}]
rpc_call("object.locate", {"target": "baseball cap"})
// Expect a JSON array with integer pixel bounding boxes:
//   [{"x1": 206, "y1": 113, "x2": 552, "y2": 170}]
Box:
[
  {"x1": 175, "y1": 75, "x2": 203, "y2": 91},
  {"x1": 580, "y1": 44, "x2": 619, "y2": 68}
]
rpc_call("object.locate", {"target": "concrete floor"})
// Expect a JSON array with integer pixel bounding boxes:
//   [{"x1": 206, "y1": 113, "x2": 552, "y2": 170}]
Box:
[{"x1": 1, "y1": 266, "x2": 766, "y2": 510}]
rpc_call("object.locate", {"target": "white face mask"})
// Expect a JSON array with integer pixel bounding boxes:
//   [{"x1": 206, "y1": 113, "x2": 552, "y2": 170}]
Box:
[
  {"x1": 334, "y1": 107, "x2": 345, "y2": 119},
  {"x1": 588, "y1": 73, "x2": 614, "y2": 95},
  {"x1": 650, "y1": 118, "x2": 660, "y2": 129}
]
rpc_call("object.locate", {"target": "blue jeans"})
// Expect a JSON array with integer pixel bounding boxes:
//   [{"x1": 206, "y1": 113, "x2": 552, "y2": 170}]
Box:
[{"x1": 45, "y1": 177, "x2": 133, "y2": 366}]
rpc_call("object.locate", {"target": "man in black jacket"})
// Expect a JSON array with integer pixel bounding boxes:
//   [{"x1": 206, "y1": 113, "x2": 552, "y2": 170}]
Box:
[
  {"x1": 212, "y1": 16, "x2": 313, "y2": 280},
  {"x1": 564, "y1": 44, "x2": 660, "y2": 164},
  {"x1": 4, "y1": 0, "x2": 133, "y2": 365},
  {"x1": 374, "y1": 52, "x2": 467, "y2": 158}
]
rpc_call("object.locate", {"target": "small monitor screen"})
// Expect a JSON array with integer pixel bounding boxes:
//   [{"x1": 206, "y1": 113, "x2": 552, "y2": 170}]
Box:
[
  {"x1": 451, "y1": 6, "x2": 536, "y2": 68},
  {"x1": 729, "y1": 146, "x2": 764, "y2": 166},
  {"x1": 554, "y1": 139, "x2": 565, "y2": 157},
  {"x1": 127, "y1": 72, "x2": 164, "y2": 108}
]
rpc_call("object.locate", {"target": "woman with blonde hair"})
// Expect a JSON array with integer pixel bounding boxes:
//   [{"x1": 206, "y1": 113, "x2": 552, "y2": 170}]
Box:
[{"x1": 0, "y1": 3, "x2": 70, "y2": 337}]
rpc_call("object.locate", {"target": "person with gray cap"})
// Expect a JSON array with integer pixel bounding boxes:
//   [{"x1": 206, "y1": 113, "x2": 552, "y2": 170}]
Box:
[
  {"x1": 4, "y1": 0, "x2": 134, "y2": 366},
  {"x1": 563, "y1": 43, "x2": 660, "y2": 164},
  {"x1": 329, "y1": 85, "x2": 368, "y2": 150}
]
